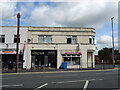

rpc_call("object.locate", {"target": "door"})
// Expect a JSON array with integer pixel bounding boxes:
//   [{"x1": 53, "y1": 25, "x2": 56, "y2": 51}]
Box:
[{"x1": 44, "y1": 56, "x2": 48, "y2": 66}]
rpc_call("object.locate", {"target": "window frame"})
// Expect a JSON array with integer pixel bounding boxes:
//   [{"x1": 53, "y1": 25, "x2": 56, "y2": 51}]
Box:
[
  {"x1": 89, "y1": 36, "x2": 95, "y2": 44},
  {"x1": 0, "y1": 35, "x2": 5, "y2": 43},
  {"x1": 14, "y1": 35, "x2": 20, "y2": 43},
  {"x1": 38, "y1": 35, "x2": 52, "y2": 43},
  {"x1": 67, "y1": 36, "x2": 77, "y2": 44}
]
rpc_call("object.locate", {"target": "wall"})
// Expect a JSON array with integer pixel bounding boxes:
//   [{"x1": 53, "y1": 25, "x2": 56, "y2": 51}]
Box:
[{"x1": 0, "y1": 26, "x2": 28, "y2": 69}]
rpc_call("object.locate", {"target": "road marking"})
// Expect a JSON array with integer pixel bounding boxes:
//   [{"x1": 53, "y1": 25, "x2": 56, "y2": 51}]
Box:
[
  {"x1": 34, "y1": 83, "x2": 48, "y2": 90},
  {"x1": 52, "y1": 79, "x2": 103, "y2": 84},
  {"x1": 98, "y1": 79, "x2": 103, "y2": 80},
  {"x1": 0, "y1": 77, "x2": 18, "y2": 79},
  {"x1": 96, "y1": 72, "x2": 115, "y2": 75},
  {"x1": 52, "y1": 80, "x2": 86, "y2": 84},
  {"x1": 0, "y1": 84, "x2": 23, "y2": 87},
  {"x1": 83, "y1": 80, "x2": 89, "y2": 90},
  {"x1": 45, "y1": 74, "x2": 78, "y2": 77}
]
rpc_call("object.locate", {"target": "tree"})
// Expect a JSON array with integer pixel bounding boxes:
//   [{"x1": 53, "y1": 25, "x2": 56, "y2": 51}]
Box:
[
  {"x1": 98, "y1": 48, "x2": 120, "y2": 64},
  {"x1": 98, "y1": 48, "x2": 111, "y2": 64}
]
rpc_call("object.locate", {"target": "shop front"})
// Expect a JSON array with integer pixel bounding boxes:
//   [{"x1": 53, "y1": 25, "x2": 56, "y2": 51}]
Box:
[
  {"x1": 1, "y1": 49, "x2": 23, "y2": 69},
  {"x1": 31, "y1": 50, "x2": 57, "y2": 69},
  {"x1": 61, "y1": 50, "x2": 81, "y2": 69}
]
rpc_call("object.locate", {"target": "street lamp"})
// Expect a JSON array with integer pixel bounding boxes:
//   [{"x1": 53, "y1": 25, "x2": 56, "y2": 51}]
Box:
[
  {"x1": 111, "y1": 17, "x2": 115, "y2": 69},
  {"x1": 16, "y1": 13, "x2": 20, "y2": 72}
]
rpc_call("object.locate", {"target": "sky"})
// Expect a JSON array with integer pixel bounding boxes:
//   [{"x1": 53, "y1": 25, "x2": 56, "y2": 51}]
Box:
[{"x1": 0, "y1": 0, "x2": 119, "y2": 54}]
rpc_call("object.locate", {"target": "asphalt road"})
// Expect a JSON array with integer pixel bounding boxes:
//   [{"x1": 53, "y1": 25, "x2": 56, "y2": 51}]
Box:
[{"x1": 1, "y1": 69, "x2": 120, "y2": 90}]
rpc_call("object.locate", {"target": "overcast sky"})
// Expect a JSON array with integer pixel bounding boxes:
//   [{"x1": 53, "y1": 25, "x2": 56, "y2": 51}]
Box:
[{"x1": 0, "y1": 0, "x2": 119, "y2": 54}]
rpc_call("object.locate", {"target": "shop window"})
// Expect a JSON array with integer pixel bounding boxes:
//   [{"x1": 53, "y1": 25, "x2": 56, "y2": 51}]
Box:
[
  {"x1": 64, "y1": 57, "x2": 80, "y2": 65},
  {"x1": 0, "y1": 35, "x2": 5, "y2": 43},
  {"x1": 72, "y1": 57, "x2": 80, "y2": 65},
  {"x1": 38, "y1": 35, "x2": 52, "y2": 43},
  {"x1": 14, "y1": 35, "x2": 20, "y2": 43},
  {"x1": 64, "y1": 57, "x2": 71, "y2": 65},
  {"x1": 67, "y1": 36, "x2": 77, "y2": 44}
]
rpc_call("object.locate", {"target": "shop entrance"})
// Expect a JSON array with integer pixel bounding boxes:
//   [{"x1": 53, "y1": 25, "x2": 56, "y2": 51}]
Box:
[
  {"x1": 31, "y1": 50, "x2": 57, "y2": 69},
  {"x1": 62, "y1": 54, "x2": 81, "y2": 69},
  {"x1": 2, "y1": 54, "x2": 23, "y2": 70}
]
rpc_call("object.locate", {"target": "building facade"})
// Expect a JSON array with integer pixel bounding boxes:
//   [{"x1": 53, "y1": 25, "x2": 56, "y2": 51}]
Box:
[
  {"x1": 26, "y1": 27, "x2": 96, "y2": 69},
  {"x1": 0, "y1": 26, "x2": 28, "y2": 69}
]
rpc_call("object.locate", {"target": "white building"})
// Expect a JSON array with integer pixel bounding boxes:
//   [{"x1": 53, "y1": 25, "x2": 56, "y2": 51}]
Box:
[
  {"x1": 0, "y1": 26, "x2": 28, "y2": 69},
  {"x1": 1, "y1": 26, "x2": 96, "y2": 70},
  {"x1": 26, "y1": 27, "x2": 96, "y2": 69}
]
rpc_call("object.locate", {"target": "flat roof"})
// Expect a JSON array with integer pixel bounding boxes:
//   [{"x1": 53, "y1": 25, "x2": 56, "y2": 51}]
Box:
[{"x1": 0, "y1": 26, "x2": 95, "y2": 30}]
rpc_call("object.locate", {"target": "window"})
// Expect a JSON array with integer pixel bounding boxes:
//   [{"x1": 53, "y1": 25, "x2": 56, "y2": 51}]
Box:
[
  {"x1": 14, "y1": 35, "x2": 20, "y2": 43},
  {"x1": 89, "y1": 36, "x2": 95, "y2": 44},
  {"x1": 67, "y1": 36, "x2": 77, "y2": 44},
  {"x1": 64, "y1": 57, "x2": 80, "y2": 65},
  {"x1": 67, "y1": 36, "x2": 71, "y2": 44},
  {"x1": 38, "y1": 35, "x2": 52, "y2": 43},
  {"x1": 0, "y1": 35, "x2": 5, "y2": 43},
  {"x1": 93, "y1": 37, "x2": 95, "y2": 44},
  {"x1": 89, "y1": 38, "x2": 92, "y2": 44}
]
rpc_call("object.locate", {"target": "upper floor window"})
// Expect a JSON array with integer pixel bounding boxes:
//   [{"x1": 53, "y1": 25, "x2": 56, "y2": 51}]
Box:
[
  {"x1": 67, "y1": 36, "x2": 77, "y2": 44},
  {"x1": 14, "y1": 35, "x2": 20, "y2": 43},
  {"x1": 38, "y1": 35, "x2": 52, "y2": 43},
  {"x1": 0, "y1": 35, "x2": 5, "y2": 43},
  {"x1": 89, "y1": 36, "x2": 95, "y2": 44}
]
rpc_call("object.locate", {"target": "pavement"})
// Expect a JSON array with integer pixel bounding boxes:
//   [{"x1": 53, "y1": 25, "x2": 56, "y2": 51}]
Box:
[
  {"x1": 1, "y1": 64, "x2": 120, "y2": 75},
  {"x1": 1, "y1": 67, "x2": 120, "y2": 76}
]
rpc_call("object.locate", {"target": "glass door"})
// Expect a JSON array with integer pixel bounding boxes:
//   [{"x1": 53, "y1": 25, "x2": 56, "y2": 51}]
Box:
[{"x1": 44, "y1": 56, "x2": 48, "y2": 66}]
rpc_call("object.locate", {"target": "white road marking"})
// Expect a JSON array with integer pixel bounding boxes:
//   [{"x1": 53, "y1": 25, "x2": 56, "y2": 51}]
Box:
[
  {"x1": 45, "y1": 74, "x2": 78, "y2": 77},
  {"x1": 98, "y1": 79, "x2": 103, "y2": 80},
  {"x1": 34, "y1": 83, "x2": 48, "y2": 90},
  {"x1": 0, "y1": 84, "x2": 23, "y2": 87},
  {"x1": 52, "y1": 80, "x2": 86, "y2": 84},
  {"x1": 52, "y1": 78, "x2": 103, "y2": 84},
  {"x1": 0, "y1": 77, "x2": 18, "y2": 79},
  {"x1": 83, "y1": 80, "x2": 89, "y2": 90}
]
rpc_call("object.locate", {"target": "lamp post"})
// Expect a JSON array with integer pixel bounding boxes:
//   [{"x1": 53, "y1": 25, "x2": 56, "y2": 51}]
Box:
[
  {"x1": 111, "y1": 17, "x2": 115, "y2": 69},
  {"x1": 16, "y1": 13, "x2": 20, "y2": 72}
]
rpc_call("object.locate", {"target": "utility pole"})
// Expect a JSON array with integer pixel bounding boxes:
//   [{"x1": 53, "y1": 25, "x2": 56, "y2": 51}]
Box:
[
  {"x1": 16, "y1": 13, "x2": 20, "y2": 72},
  {"x1": 111, "y1": 17, "x2": 115, "y2": 69}
]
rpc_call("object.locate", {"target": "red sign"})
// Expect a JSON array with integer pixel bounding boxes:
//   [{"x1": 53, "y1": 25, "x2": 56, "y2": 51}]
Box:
[
  {"x1": 65, "y1": 52, "x2": 81, "y2": 54},
  {"x1": 2, "y1": 49, "x2": 16, "y2": 54},
  {"x1": 61, "y1": 50, "x2": 82, "y2": 55},
  {"x1": 2, "y1": 51, "x2": 14, "y2": 54}
]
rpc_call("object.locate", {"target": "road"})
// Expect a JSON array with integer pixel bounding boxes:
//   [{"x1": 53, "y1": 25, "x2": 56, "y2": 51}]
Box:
[{"x1": 1, "y1": 69, "x2": 120, "y2": 90}]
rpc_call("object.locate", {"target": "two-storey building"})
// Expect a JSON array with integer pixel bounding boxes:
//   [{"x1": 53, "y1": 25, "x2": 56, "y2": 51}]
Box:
[
  {"x1": 26, "y1": 27, "x2": 96, "y2": 69},
  {"x1": 0, "y1": 26, "x2": 28, "y2": 69}
]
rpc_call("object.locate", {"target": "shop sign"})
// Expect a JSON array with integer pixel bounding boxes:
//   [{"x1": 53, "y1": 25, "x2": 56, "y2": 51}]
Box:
[
  {"x1": 61, "y1": 50, "x2": 81, "y2": 55},
  {"x1": 47, "y1": 51, "x2": 56, "y2": 55},
  {"x1": 31, "y1": 50, "x2": 57, "y2": 55},
  {"x1": 31, "y1": 51, "x2": 45, "y2": 55},
  {"x1": 2, "y1": 49, "x2": 16, "y2": 54}
]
